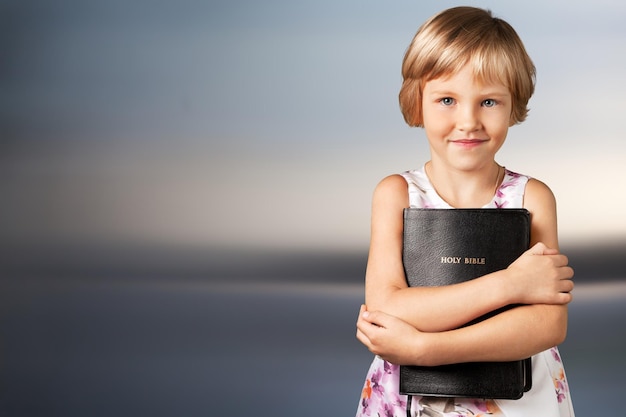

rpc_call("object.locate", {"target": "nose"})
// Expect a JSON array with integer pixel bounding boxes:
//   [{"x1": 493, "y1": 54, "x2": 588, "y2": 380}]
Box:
[{"x1": 456, "y1": 105, "x2": 481, "y2": 132}]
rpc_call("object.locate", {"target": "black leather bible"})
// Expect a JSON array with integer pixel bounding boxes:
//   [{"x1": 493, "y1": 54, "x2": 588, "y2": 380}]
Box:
[{"x1": 399, "y1": 208, "x2": 532, "y2": 400}]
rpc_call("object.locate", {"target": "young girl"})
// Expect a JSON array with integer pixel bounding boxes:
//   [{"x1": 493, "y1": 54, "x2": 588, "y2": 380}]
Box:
[{"x1": 355, "y1": 7, "x2": 575, "y2": 417}]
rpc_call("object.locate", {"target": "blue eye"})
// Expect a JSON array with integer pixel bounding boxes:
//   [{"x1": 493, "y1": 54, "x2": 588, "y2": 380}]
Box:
[
  {"x1": 440, "y1": 97, "x2": 454, "y2": 106},
  {"x1": 482, "y1": 99, "x2": 497, "y2": 107}
]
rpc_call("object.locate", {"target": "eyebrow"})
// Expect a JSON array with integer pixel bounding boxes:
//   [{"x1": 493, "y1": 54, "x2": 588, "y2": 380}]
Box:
[{"x1": 426, "y1": 89, "x2": 510, "y2": 97}]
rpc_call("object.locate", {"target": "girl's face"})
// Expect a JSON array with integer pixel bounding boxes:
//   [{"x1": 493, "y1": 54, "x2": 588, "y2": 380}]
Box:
[{"x1": 421, "y1": 64, "x2": 512, "y2": 172}]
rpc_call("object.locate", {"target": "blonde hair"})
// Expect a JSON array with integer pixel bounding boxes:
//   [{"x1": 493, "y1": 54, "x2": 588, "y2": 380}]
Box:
[{"x1": 399, "y1": 7, "x2": 536, "y2": 127}]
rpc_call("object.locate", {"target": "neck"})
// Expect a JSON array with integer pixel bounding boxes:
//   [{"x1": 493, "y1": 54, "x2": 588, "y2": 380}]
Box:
[{"x1": 425, "y1": 161, "x2": 502, "y2": 208}]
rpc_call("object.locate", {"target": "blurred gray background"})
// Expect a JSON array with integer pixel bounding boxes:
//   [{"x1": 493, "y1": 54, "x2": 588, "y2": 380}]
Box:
[{"x1": 1, "y1": 0, "x2": 625, "y2": 416}]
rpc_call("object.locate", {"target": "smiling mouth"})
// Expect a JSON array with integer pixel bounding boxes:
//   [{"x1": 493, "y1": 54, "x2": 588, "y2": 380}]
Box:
[
  {"x1": 450, "y1": 139, "x2": 489, "y2": 149},
  {"x1": 452, "y1": 139, "x2": 488, "y2": 144}
]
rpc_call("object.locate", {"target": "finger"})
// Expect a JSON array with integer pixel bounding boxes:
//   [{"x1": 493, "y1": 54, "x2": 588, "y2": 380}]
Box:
[
  {"x1": 356, "y1": 313, "x2": 377, "y2": 333},
  {"x1": 356, "y1": 305, "x2": 370, "y2": 329},
  {"x1": 549, "y1": 254, "x2": 571, "y2": 268},
  {"x1": 555, "y1": 291, "x2": 573, "y2": 304},
  {"x1": 355, "y1": 328, "x2": 370, "y2": 346},
  {"x1": 357, "y1": 304, "x2": 366, "y2": 321},
  {"x1": 562, "y1": 265, "x2": 574, "y2": 279},
  {"x1": 528, "y1": 242, "x2": 548, "y2": 255},
  {"x1": 529, "y1": 242, "x2": 561, "y2": 256},
  {"x1": 356, "y1": 318, "x2": 381, "y2": 348},
  {"x1": 559, "y1": 277, "x2": 575, "y2": 293},
  {"x1": 361, "y1": 310, "x2": 394, "y2": 329},
  {"x1": 560, "y1": 254, "x2": 570, "y2": 266},
  {"x1": 539, "y1": 254, "x2": 566, "y2": 269}
]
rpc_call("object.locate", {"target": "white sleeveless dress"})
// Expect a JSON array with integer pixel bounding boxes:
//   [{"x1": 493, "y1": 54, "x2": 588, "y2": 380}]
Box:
[{"x1": 355, "y1": 166, "x2": 575, "y2": 417}]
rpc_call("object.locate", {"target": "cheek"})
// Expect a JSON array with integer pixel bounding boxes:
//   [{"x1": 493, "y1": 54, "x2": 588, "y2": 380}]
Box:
[
  {"x1": 421, "y1": 105, "x2": 447, "y2": 129},
  {"x1": 487, "y1": 109, "x2": 512, "y2": 133}
]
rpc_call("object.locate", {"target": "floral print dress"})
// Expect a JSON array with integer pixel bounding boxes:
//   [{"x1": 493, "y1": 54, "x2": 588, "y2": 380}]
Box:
[{"x1": 355, "y1": 167, "x2": 575, "y2": 417}]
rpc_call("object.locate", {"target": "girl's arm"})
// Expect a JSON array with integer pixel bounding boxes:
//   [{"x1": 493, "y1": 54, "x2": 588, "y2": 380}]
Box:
[
  {"x1": 356, "y1": 301, "x2": 564, "y2": 366},
  {"x1": 357, "y1": 178, "x2": 574, "y2": 365},
  {"x1": 365, "y1": 175, "x2": 572, "y2": 333}
]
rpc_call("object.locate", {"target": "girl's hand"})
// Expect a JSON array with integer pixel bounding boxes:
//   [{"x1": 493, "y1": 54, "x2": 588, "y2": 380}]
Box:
[
  {"x1": 356, "y1": 305, "x2": 432, "y2": 366},
  {"x1": 506, "y1": 242, "x2": 574, "y2": 305}
]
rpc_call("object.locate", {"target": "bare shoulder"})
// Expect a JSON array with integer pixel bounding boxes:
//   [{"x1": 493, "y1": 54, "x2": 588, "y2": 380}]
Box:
[
  {"x1": 523, "y1": 177, "x2": 559, "y2": 247},
  {"x1": 369, "y1": 174, "x2": 409, "y2": 241},
  {"x1": 523, "y1": 177, "x2": 557, "y2": 213},
  {"x1": 373, "y1": 174, "x2": 410, "y2": 203}
]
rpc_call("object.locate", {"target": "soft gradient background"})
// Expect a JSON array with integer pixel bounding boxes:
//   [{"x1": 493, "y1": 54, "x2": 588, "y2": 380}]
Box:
[{"x1": 1, "y1": 1, "x2": 625, "y2": 416}]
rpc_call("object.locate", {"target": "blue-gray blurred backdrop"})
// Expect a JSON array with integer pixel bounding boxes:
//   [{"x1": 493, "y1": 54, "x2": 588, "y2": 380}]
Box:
[{"x1": 2, "y1": 1, "x2": 625, "y2": 416}]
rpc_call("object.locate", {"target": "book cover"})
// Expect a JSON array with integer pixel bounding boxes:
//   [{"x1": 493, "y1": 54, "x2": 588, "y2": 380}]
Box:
[{"x1": 399, "y1": 208, "x2": 531, "y2": 399}]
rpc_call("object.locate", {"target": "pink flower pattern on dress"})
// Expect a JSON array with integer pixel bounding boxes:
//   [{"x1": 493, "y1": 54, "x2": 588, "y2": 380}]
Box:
[
  {"x1": 355, "y1": 167, "x2": 574, "y2": 417},
  {"x1": 356, "y1": 358, "x2": 507, "y2": 416},
  {"x1": 550, "y1": 347, "x2": 570, "y2": 404}
]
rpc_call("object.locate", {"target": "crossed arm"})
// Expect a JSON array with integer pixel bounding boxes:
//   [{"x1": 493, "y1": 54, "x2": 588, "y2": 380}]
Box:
[{"x1": 355, "y1": 175, "x2": 574, "y2": 366}]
